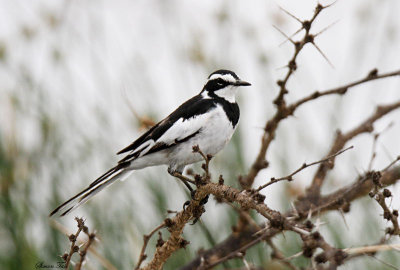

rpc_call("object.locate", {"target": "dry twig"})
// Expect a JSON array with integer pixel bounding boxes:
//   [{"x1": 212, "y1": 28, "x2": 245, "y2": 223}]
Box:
[
  {"x1": 53, "y1": 3, "x2": 400, "y2": 270},
  {"x1": 305, "y1": 100, "x2": 400, "y2": 198},
  {"x1": 345, "y1": 243, "x2": 400, "y2": 255},
  {"x1": 134, "y1": 222, "x2": 166, "y2": 270},
  {"x1": 179, "y1": 3, "x2": 400, "y2": 269},
  {"x1": 257, "y1": 146, "x2": 353, "y2": 191},
  {"x1": 62, "y1": 217, "x2": 97, "y2": 270},
  {"x1": 50, "y1": 219, "x2": 116, "y2": 270},
  {"x1": 75, "y1": 226, "x2": 96, "y2": 270},
  {"x1": 181, "y1": 165, "x2": 400, "y2": 269},
  {"x1": 63, "y1": 217, "x2": 85, "y2": 269}
]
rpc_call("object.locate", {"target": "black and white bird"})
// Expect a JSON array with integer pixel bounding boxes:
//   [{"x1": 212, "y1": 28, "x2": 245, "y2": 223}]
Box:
[{"x1": 50, "y1": 69, "x2": 250, "y2": 217}]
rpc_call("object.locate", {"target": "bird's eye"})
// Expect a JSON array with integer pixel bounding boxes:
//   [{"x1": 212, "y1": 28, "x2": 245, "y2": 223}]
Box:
[{"x1": 216, "y1": 79, "x2": 225, "y2": 85}]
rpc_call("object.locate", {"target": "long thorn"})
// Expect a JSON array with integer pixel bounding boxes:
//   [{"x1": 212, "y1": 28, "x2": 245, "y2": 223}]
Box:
[
  {"x1": 273, "y1": 25, "x2": 296, "y2": 45},
  {"x1": 278, "y1": 5, "x2": 302, "y2": 23},
  {"x1": 312, "y1": 42, "x2": 334, "y2": 68},
  {"x1": 279, "y1": 28, "x2": 303, "y2": 46}
]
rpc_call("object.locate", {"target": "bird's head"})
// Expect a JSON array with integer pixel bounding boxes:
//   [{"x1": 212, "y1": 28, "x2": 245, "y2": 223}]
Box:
[{"x1": 201, "y1": 69, "x2": 251, "y2": 103}]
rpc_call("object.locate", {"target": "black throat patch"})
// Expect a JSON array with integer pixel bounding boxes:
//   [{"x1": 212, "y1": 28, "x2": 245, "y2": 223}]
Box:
[{"x1": 208, "y1": 92, "x2": 240, "y2": 127}]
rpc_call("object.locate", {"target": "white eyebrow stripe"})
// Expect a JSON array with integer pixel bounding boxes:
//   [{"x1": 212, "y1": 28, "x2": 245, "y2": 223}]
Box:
[{"x1": 209, "y1": 74, "x2": 236, "y2": 83}]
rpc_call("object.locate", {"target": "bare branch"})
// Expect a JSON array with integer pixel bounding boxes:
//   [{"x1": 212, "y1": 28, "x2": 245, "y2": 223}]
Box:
[
  {"x1": 63, "y1": 217, "x2": 85, "y2": 269},
  {"x1": 382, "y1": 155, "x2": 400, "y2": 172},
  {"x1": 345, "y1": 244, "x2": 400, "y2": 255},
  {"x1": 314, "y1": 19, "x2": 339, "y2": 37},
  {"x1": 300, "y1": 165, "x2": 400, "y2": 216},
  {"x1": 192, "y1": 145, "x2": 212, "y2": 179},
  {"x1": 134, "y1": 222, "x2": 166, "y2": 270},
  {"x1": 278, "y1": 5, "x2": 302, "y2": 23},
  {"x1": 242, "y1": 60, "x2": 400, "y2": 189},
  {"x1": 291, "y1": 69, "x2": 400, "y2": 110},
  {"x1": 50, "y1": 220, "x2": 116, "y2": 270},
  {"x1": 182, "y1": 165, "x2": 400, "y2": 269},
  {"x1": 305, "y1": 99, "x2": 400, "y2": 197},
  {"x1": 369, "y1": 169, "x2": 400, "y2": 236},
  {"x1": 141, "y1": 146, "x2": 212, "y2": 270},
  {"x1": 273, "y1": 25, "x2": 297, "y2": 45},
  {"x1": 257, "y1": 146, "x2": 353, "y2": 191},
  {"x1": 75, "y1": 227, "x2": 96, "y2": 270},
  {"x1": 311, "y1": 41, "x2": 334, "y2": 68},
  {"x1": 170, "y1": 172, "x2": 196, "y2": 185}
]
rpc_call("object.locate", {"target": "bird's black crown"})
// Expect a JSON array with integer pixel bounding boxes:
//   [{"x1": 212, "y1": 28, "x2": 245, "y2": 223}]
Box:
[
  {"x1": 207, "y1": 69, "x2": 239, "y2": 80},
  {"x1": 203, "y1": 69, "x2": 242, "y2": 92}
]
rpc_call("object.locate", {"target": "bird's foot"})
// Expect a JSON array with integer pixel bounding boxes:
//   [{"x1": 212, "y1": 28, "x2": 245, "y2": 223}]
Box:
[
  {"x1": 168, "y1": 169, "x2": 195, "y2": 194},
  {"x1": 183, "y1": 200, "x2": 190, "y2": 210},
  {"x1": 183, "y1": 191, "x2": 210, "y2": 225},
  {"x1": 189, "y1": 194, "x2": 209, "y2": 225},
  {"x1": 199, "y1": 194, "x2": 209, "y2": 205},
  {"x1": 182, "y1": 189, "x2": 196, "y2": 210}
]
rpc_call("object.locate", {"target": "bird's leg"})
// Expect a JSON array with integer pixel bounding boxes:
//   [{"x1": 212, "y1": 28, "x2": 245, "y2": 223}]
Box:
[
  {"x1": 168, "y1": 168, "x2": 196, "y2": 199},
  {"x1": 167, "y1": 168, "x2": 209, "y2": 218},
  {"x1": 199, "y1": 194, "x2": 209, "y2": 205},
  {"x1": 178, "y1": 176, "x2": 194, "y2": 194}
]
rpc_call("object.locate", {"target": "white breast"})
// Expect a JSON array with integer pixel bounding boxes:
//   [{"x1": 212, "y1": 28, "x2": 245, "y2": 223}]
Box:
[
  {"x1": 169, "y1": 104, "x2": 236, "y2": 166},
  {"x1": 129, "y1": 104, "x2": 237, "y2": 171}
]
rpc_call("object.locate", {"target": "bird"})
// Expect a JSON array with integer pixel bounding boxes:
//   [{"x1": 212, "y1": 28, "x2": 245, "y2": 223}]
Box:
[{"x1": 50, "y1": 69, "x2": 251, "y2": 217}]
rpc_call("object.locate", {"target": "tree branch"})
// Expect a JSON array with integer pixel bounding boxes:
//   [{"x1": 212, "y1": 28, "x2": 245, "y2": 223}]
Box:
[
  {"x1": 242, "y1": 69, "x2": 400, "y2": 190},
  {"x1": 305, "y1": 100, "x2": 400, "y2": 198},
  {"x1": 181, "y1": 165, "x2": 400, "y2": 269},
  {"x1": 134, "y1": 222, "x2": 166, "y2": 270},
  {"x1": 257, "y1": 146, "x2": 353, "y2": 191},
  {"x1": 290, "y1": 69, "x2": 400, "y2": 110}
]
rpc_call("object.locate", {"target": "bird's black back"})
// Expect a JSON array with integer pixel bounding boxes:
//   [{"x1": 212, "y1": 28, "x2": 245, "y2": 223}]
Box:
[{"x1": 117, "y1": 94, "x2": 239, "y2": 157}]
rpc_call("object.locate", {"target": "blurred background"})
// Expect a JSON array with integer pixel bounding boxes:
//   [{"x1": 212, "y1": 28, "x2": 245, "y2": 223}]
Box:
[{"x1": 1, "y1": 0, "x2": 400, "y2": 269}]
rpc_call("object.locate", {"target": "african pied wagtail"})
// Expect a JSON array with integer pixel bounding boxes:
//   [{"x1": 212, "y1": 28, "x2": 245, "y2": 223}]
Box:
[{"x1": 50, "y1": 70, "x2": 251, "y2": 216}]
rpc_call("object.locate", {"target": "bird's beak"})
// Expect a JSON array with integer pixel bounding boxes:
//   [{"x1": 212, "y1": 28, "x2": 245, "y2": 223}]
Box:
[{"x1": 234, "y1": 80, "x2": 251, "y2": 86}]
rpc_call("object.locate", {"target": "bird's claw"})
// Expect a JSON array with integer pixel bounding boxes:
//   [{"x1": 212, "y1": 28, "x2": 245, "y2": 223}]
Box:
[
  {"x1": 190, "y1": 190, "x2": 196, "y2": 199},
  {"x1": 190, "y1": 218, "x2": 199, "y2": 225},
  {"x1": 183, "y1": 200, "x2": 190, "y2": 210},
  {"x1": 200, "y1": 194, "x2": 209, "y2": 205}
]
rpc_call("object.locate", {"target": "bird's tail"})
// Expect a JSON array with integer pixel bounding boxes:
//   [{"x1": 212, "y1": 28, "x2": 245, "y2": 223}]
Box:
[{"x1": 49, "y1": 165, "x2": 132, "y2": 217}]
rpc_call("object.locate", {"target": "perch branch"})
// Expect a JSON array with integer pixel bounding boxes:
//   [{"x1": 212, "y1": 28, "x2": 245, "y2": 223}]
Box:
[{"x1": 181, "y1": 165, "x2": 400, "y2": 269}]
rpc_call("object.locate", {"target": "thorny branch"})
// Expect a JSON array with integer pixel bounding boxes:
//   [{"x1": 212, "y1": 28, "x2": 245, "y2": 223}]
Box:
[
  {"x1": 75, "y1": 229, "x2": 96, "y2": 270},
  {"x1": 242, "y1": 67, "x2": 400, "y2": 191},
  {"x1": 305, "y1": 99, "x2": 400, "y2": 198},
  {"x1": 140, "y1": 145, "x2": 312, "y2": 270},
  {"x1": 63, "y1": 217, "x2": 84, "y2": 269},
  {"x1": 241, "y1": 2, "x2": 332, "y2": 189},
  {"x1": 62, "y1": 217, "x2": 96, "y2": 270},
  {"x1": 50, "y1": 220, "x2": 116, "y2": 270},
  {"x1": 141, "y1": 148, "x2": 399, "y2": 269},
  {"x1": 369, "y1": 165, "x2": 400, "y2": 236},
  {"x1": 176, "y1": 3, "x2": 400, "y2": 270},
  {"x1": 181, "y1": 165, "x2": 400, "y2": 270},
  {"x1": 134, "y1": 222, "x2": 166, "y2": 270},
  {"x1": 140, "y1": 146, "x2": 213, "y2": 270},
  {"x1": 256, "y1": 145, "x2": 354, "y2": 191},
  {"x1": 240, "y1": 2, "x2": 400, "y2": 190},
  {"x1": 344, "y1": 243, "x2": 400, "y2": 255},
  {"x1": 57, "y1": 3, "x2": 400, "y2": 270}
]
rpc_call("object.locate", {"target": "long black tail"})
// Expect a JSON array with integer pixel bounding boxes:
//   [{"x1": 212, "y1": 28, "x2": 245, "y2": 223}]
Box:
[{"x1": 50, "y1": 165, "x2": 132, "y2": 217}]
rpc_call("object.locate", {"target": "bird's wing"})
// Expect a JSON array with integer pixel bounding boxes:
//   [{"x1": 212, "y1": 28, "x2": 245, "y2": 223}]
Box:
[
  {"x1": 117, "y1": 95, "x2": 216, "y2": 163},
  {"x1": 49, "y1": 95, "x2": 216, "y2": 217}
]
